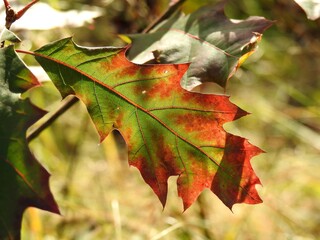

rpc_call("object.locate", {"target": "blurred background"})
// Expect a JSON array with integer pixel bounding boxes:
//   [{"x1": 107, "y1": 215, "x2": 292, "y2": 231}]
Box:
[{"x1": 2, "y1": 0, "x2": 319, "y2": 239}]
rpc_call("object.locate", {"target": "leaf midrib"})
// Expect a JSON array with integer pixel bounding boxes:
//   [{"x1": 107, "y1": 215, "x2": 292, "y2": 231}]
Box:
[
  {"x1": 33, "y1": 50, "x2": 261, "y2": 203},
  {"x1": 31, "y1": 51, "x2": 222, "y2": 170}
]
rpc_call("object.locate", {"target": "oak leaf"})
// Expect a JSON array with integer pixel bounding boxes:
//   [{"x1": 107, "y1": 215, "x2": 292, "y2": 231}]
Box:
[
  {"x1": 34, "y1": 38, "x2": 263, "y2": 210},
  {"x1": 126, "y1": 2, "x2": 273, "y2": 91}
]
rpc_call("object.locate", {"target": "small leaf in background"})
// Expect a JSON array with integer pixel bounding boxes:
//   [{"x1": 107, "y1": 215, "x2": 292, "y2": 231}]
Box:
[
  {"x1": 294, "y1": 0, "x2": 320, "y2": 20},
  {"x1": 0, "y1": 46, "x2": 59, "y2": 240},
  {"x1": 126, "y1": 2, "x2": 273, "y2": 92},
  {"x1": 34, "y1": 37, "x2": 262, "y2": 210},
  {"x1": 0, "y1": 28, "x2": 21, "y2": 43}
]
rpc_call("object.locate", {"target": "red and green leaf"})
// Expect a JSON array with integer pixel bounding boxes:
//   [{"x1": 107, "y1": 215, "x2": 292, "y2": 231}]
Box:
[
  {"x1": 0, "y1": 45, "x2": 59, "y2": 240},
  {"x1": 33, "y1": 37, "x2": 263, "y2": 210},
  {"x1": 126, "y1": 2, "x2": 273, "y2": 91}
]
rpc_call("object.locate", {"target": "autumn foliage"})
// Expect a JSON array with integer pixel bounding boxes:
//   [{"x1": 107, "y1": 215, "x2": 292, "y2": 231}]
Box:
[{"x1": 0, "y1": 1, "x2": 277, "y2": 239}]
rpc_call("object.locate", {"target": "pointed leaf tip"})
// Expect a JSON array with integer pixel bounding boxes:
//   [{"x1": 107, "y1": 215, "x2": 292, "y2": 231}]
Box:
[{"x1": 211, "y1": 134, "x2": 263, "y2": 209}]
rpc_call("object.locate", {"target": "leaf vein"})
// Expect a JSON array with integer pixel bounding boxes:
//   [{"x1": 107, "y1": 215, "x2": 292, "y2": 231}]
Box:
[
  {"x1": 4, "y1": 159, "x2": 39, "y2": 199},
  {"x1": 135, "y1": 108, "x2": 162, "y2": 191},
  {"x1": 92, "y1": 81, "x2": 107, "y2": 127},
  {"x1": 149, "y1": 106, "x2": 236, "y2": 113},
  {"x1": 111, "y1": 74, "x2": 175, "y2": 89},
  {"x1": 175, "y1": 135, "x2": 189, "y2": 190},
  {"x1": 32, "y1": 52, "x2": 222, "y2": 169},
  {"x1": 161, "y1": 29, "x2": 238, "y2": 58}
]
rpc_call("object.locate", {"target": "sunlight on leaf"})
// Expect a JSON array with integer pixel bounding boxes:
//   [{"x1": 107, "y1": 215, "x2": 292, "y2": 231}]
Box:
[
  {"x1": 33, "y1": 37, "x2": 263, "y2": 210},
  {"x1": 126, "y1": 2, "x2": 273, "y2": 92}
]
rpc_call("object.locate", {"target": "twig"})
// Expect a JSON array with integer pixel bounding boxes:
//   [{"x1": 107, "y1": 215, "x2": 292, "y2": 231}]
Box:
[
  {"x1": 4, "y1": 0, "x2": 39, "y2": 29},
  {"x1": 1, "y1": 0, "x2": 39, "y2": 47},
  {"x1": 0, "y1": 0, "x2": 79, "y2": 143},
  {"x1": 27, "y1": 96, "x2": 79, "y2": 142},
  {"x1": 15, "y1": 0, "x2": 39, "y2": 21}
]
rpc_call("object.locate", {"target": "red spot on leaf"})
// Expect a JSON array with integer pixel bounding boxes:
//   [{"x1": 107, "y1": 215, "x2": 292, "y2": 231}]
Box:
[
  {"x1": 117, "y1": 65, "x2": 140, "y2": 79},
  {"x1": 132, "y1": 64, "x2": 188, "y2": 100},
  {"x1": 99, "y1": 49, "x2": 127, "y2": 74},
  {"x1": 140, "y1": 65, "x2": 155, "y2": 76},
  {"x1": 174, "y1": 112, "x2": 226, "y2": 145},
  {"x1": 146, "y1": 78, "x2": 177, "y2": 99}
]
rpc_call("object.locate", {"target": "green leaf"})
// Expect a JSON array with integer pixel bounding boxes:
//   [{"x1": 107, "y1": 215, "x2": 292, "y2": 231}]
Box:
[
  {"x1": 0, "y1": 29, "x2": 21, "y2": 43},
  {"x1": 34, "y1": 37, "x2": 263, "y2": 210},
  {"x1": 126, "y1": 2, "x2": 273, "y2": 91},
  {"x1": 294, "y1": 0, "x2": 320, "y2": 20},
  {"x1": 0, "y1": 46, "x2": 59, "y2": 240}
]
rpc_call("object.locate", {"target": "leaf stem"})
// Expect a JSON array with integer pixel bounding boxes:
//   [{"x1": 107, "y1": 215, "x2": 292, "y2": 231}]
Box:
[{"x1": 27, "y1": 96, "x2": 79, "y2": 142}]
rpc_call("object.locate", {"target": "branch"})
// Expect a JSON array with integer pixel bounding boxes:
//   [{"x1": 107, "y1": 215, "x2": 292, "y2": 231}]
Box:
[
  {"x1": 25, "y1": 0, "x2": 184, "y2": 140},
  {"x1": 4, "y1": 0, "x2": 39, "y2": 29},
  {"x1": 27, "y1": 96, "x2": 79, "y2": 142},
  {"x1": 15, "y1": 0, "x2": 39, "y2": 20},
  {"x1": 3, "y1": 0, "x2": 9, "y2": 9},
  {"x1": 3, "y1": 1, "x2": 75, "y2": 142},
  {"x1": 1, "y1": 0, "x2": 39, "y2": 47}
]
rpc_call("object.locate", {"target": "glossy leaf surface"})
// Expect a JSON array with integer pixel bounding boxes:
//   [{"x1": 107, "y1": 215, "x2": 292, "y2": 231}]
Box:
[
  {"x1": 0, "y1": 46, "x2": 59, "y2": 240},
  {"x1": 34, "y1": 38, "x2": 263, "y2": 210},
  {"x1": 127, "y1": 2, "x2": 273, "y2": 91}
]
